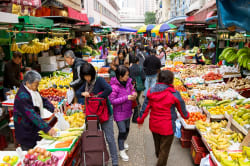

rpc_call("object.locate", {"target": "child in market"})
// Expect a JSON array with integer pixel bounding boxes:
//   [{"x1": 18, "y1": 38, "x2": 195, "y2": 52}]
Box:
[
  {"x1": 137, "y1": 70, "x2": 189, "y2": 166},
  {"x1": 109, "y1": 65, "x2": 137, "y2": 162}
]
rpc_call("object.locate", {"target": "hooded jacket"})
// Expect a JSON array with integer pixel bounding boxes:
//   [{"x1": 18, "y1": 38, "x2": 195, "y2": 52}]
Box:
[
  {"x1": 109, "y1": 77, "x2": 135, "y2": 122},
  {"x1": 137, "y1": 83, "x2": 189, "y2": 135},
  {"x1": 70, "y1": 58, "x2": 87, "y2": 90}
]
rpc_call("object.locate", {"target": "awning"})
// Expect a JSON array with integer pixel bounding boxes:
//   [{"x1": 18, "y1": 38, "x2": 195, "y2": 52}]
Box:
[
  {"x1": 0, "y1": 12, "x2": 19, "y2": 24},
  {"x1": 186, "y1": 0, "x2": 216, "y2": 22},
  {"x1": 68, "y1": 7, "x2": 89, "y2": 24},
  {"x1": 206, "y1": 15, "x2": 218, "y2": 22},
  {"x1": 165, "y1": 16, "x2": 187, "y2": 25}
]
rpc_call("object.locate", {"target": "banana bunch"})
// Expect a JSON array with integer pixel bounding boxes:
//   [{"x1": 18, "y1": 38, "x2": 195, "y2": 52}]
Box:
[
  {"x1": 44, "y1": 37, "x2": 66, "y2": 47},
  {"x1": 230, "y1": 132, "x2": 244, "y2": 143},
  {"x1": 20, "y1": 44, "x2": 40, "y2": 54},
  {"x1": 11, "y1": 41, "x2": 18, "y2": 52},
  {"x1": 229, "y1": 152, "x2": 246, "y2": 161},
  {"x1": 32, "y1": 38, "x2": 50, "y2": 52},
  {"x1": 237, "y1": 47, "x2": 250, "y2": 70},
  {"x1": 204, "y1": 132, "x2": 231, "y2": 150},
  {"x1": 219, "y1": 47, "x2": 238, "y2": 63},
  {"x1": 243, "y1": 146, "x2": 250, "y2": 160},
  {"x1": 196, "y1": 120, "x2": 210, "y2": 132}
]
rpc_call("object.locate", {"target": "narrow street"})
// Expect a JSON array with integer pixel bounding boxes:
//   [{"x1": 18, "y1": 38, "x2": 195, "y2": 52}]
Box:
[{"x1": 111, "y1": 116, "x2": 195, "y2": 166}]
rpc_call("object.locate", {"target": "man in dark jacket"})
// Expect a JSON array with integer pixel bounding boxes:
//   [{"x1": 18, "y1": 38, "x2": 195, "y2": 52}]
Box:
[
  {"x1": 3, "y1": 52, "x2": 24, "y2": 100},
  {"x1": 64, "y1": 50, "x2": 86, "y2": 91},
  {"x1": 143, "y1": 49, "x2": 161, "y2": 97}
]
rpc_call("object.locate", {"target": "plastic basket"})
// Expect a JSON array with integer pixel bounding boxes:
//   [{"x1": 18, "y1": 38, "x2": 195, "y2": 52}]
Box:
[
  {"x1": 190, "y1": 136, "x2": 208, "y2": 165},
  {"x1": 0, "y1": 135, "x2": 7, "y2": 150},
  {"x1": 181, "y1": 127, "x2": 197, "y2": 140},
  {"x1": 180, "y1": 138, "x2": 191, "y2": 148}
]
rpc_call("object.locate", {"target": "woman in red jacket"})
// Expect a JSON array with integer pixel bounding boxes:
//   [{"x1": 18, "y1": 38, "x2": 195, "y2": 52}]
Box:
[{"x1": 137, "y1": 70, "x2": 189, "y2": 166}]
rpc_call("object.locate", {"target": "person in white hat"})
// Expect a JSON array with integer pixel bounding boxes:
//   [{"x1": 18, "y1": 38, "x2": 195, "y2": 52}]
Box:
[{"x1": 156, "y1": 45, "x2": 166, "y2": 67}]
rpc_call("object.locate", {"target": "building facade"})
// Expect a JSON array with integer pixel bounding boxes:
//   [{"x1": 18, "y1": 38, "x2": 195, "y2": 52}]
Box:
[
  {"x1": 82, "y1": 0, "x2": 120, "y2": 27},
  {"x1": 118, "y1": 0, "x2": 144, "y2": 27}
]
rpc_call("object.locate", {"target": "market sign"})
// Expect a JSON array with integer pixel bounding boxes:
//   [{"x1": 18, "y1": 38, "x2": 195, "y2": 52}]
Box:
[{"x1": 11, "y1": 0, "x2": 41, "y2": 8}]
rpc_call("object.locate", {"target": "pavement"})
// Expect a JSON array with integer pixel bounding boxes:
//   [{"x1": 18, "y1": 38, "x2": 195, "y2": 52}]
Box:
[{"x1": 111, "y1": 116, "x2": 195, "y2": 166}]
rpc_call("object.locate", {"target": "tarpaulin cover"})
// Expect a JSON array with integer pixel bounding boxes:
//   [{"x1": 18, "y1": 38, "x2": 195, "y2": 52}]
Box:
[
  {"x1": 68, "y1": 7, "x2": 89, "y2": 24},
  {"x1": 217, "y1": 0, "x2": 250, "y2": 31}
]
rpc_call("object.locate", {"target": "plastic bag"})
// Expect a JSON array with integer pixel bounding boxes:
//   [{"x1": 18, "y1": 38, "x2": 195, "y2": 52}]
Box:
[
  {"x1": 55, "y1": 112, "x2": 70, "y2": 131},
  {"x1": 174, "y1": 119, "x2": 182, "y2": 138},
  {"x1": 67, "y1": 88, "x2": 75, "y2": 104},
  {"x1": 200, "y1": 154, "x2": 211, "y2": 166}
]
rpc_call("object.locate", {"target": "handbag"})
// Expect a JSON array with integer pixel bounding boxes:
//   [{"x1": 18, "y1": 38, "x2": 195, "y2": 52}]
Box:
[
  {"x1": 135, "y1": 67, "x2": 145, "y2": 91},
  {"x1": 85, "y1": 97, "x2": 109, "y2": 123}
]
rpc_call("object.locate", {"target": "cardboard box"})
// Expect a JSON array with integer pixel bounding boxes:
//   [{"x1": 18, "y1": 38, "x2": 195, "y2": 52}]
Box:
[
  {"x1": 38, "y1": 56, "x2": 57, "y2": 65},
  {"x1": 41, "y1": 64, "x2": 58, "y2": 72}
]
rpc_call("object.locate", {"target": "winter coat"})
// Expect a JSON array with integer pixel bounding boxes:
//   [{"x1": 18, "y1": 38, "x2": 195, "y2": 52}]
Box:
[
  {"x1": 14, "y1": 84, "x2": 55, "y2": 147},
  {"x1": 129, "y1": 64, "x2": 146, "y2": 83},
  {"x1": 137, "y1": 83, "x2": 189, "y2": 135},
  {"x1": 109, "y1": 77, "x2": 135, "y2": 122},
  {"x1": 143, "y1": 55, "x2": 161, "y2": 76},
  {"x1": 70, "y1": 58, "x2": 87, "y2": 90}
]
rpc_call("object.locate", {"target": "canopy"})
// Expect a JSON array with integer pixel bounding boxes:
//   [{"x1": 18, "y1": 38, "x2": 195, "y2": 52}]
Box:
[
  {"x1": 137, "y1": 24, "x2": 155, "y2": 33},
  {"x1": 151, "y1": 23, "x2": 176, "y2": 33},
  {"x1": 217, "y1": 0, "x2": 250, "y2": 31},
  {"x1": 117, "y1": 27, "x2": 137, "y2": 32}
]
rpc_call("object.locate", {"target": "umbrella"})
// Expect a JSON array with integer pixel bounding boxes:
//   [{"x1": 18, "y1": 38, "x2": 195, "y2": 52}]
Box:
[
  {"x1": 151, "y1": 23, "x2": 177, "y2": 33},
  {"x1": 137, "y1": 24, "x2": 155, "y2": 33},
  {"x1": 116, "y1": 27, "x2": 137, "y2": 32}
]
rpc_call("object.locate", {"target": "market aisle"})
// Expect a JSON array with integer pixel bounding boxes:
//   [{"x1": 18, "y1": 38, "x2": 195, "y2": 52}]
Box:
[{"x1": 111, "y1": 116, "x2": 195, "y2": 166}]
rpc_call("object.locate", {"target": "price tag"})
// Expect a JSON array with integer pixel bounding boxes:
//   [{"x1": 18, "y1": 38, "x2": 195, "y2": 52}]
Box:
[
  {"x1": 67, "y1": 88, "x2": 74, "y2": 104},
  {"x1": 226, "y1": 115, "x2": 233, "y2": 129}
]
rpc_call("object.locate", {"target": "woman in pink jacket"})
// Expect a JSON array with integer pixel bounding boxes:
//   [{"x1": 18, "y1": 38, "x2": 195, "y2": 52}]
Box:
[
  {"x1": 156, "y1": 46, "x2": 166, "y2": 67},
  {"x1": 109, "y1": 65, "x2": 137, "y2": 162}
]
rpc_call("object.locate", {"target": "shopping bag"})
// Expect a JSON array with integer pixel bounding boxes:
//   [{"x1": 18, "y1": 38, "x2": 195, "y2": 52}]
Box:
[
  {"x1": 55, "y1": 112, "x2": 70, "y2": 131},
  {"x1": 85, "y1": 97, "x2": 109, "y2": 123},
  {"x1": 174, "y1": 119, "x2": 181, "y2": 138},
  {"x1": 67, "y1": 88, "x2": 75, "y2": 104}
]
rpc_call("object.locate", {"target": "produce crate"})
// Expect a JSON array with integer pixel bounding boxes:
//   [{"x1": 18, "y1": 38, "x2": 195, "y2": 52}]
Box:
[
  {"x1": 190, "y1": 136, "x2": 209, "y2": 165},
  {"x1": 181, "y1": 127, "x2": 197, "y2": 140},
  {"x1": 0, "y1": 135, "x2": 7, "y2": 150},
  {"x1": 180, "y1": 138, "x2": 191, "y2": 148}
]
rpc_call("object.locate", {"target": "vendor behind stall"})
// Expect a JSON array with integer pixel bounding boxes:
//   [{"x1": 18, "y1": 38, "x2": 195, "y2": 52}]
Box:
[
  {"x1": 195, "y1": 48, "x2": 205, "y2": 65},
  {"x1": 14, "y1": 71, "x2": 58, "y2": 150},
  {"x1": 64, "y1": 50, "x2": 87, "y2": 91},
  {"x1": 3, "y1": 52, "x2": 23, "y2": 99}
]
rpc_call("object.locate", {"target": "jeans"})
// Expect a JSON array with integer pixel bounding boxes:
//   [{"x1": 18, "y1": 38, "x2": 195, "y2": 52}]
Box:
[
  {"x1": 116, "y1": 118, "x2": 131, "y2": 150},
  {"x1": 152, "y1": 133, "x2": 174, "y2": 166},
  {"x1": 144, "y1": 74, "x2": 157, "y2": 96},
  {"x1": 101, "y1": 115, "x2": 118, "y2": 165}
]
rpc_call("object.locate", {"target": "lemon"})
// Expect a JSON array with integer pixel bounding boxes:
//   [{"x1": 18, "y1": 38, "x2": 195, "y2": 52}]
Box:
[{"x1": 3, "y1": 156, "x2": 10, "y2": 162}]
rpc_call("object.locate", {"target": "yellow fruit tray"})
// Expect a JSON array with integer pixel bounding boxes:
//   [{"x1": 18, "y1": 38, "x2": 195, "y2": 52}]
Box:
[
  {"x1": 0, "y1": 151, "x2": 23, "y2": 166},
  {"x1": 225, "y1": 112, "x2": 248, "y2": 135},
  {"x1": 203, "y1": 107, "x2": 225, "y2": 120}
]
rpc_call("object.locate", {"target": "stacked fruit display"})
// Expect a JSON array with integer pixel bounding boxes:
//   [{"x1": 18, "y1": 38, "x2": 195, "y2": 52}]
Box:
[
  {"x1": 64, "y1": 112, "x2": 85, "y2": 128},
  {"x1": 202, "y1": 72, "x2": 223, "y2": 81},
  {"x1": 184, "y1": 112, "x2": 206, "y2": 125},
  {"x1": 40, "y1": 88, "x2": 66, "y2": 103},
  {"x1": 207, "y1": 105, "x2": 234, "y2": 115},
  {"x1": 226, "y1": 78, "x2": 250, "y2": 90},
  {"x1": 1, "y1": 156, "x2": 18, "y2": 166},
  {"x1": 23, "y1": 147, "x2": 59, "y2": 166},
  {"x1": 213, "y1": 147, "x2": 250, "y2": 166},
  {"x1": 10, "y1": 40, "x2": 18, "y2": 52},
  {"x1": 227, "y1": 107, "x2": 250, "y2": 127}
]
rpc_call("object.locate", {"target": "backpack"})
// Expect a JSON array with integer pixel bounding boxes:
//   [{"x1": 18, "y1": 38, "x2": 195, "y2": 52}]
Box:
[{"x1": 135, "y1": 67, "x2": 145, "y2": 91}]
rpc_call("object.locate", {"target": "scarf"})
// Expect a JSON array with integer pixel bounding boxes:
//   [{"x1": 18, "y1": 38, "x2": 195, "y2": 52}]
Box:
[
  {"x1": 24, "y1": 85, "x2": 44, "y2": 115},
  {"x1": 85, "y1": 77, "x2": 97, "y2": 93},
  {"x1": 119, "y1": 80, "x2": 127, "y2": 87}
]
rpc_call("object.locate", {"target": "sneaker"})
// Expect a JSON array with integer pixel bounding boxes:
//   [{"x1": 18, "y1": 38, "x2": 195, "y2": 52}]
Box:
[
  {"x1": 124, "y1": 143, "x2": 129, "y2": 150},
  {"x1": 119, "y1": 150, "x2": 129, "y2": 161}
]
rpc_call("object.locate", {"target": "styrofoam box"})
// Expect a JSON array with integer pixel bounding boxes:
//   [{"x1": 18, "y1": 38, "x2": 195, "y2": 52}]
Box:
[
  {"x1": 38, "y1": 56, "x2": 57, "y2": 65},
  {"x1": 57, "y1": 61, "x2": 65, "y2": 69},
  {"x1": 41, "y1": 64, "x2": 58, "y2": 72}
]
